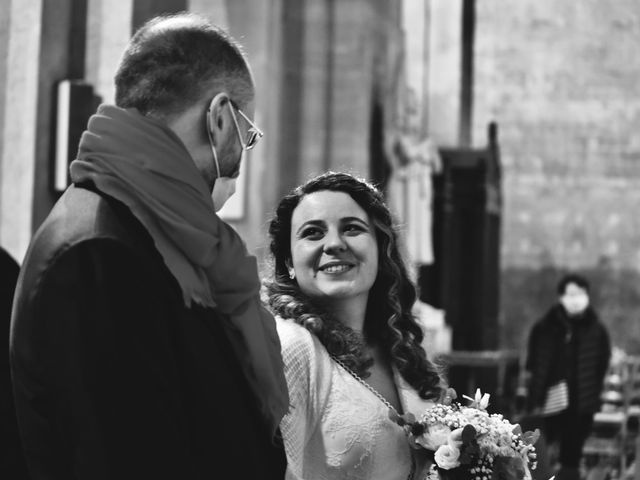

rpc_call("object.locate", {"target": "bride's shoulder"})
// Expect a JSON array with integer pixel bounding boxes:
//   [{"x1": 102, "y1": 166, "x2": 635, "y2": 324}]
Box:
[
  {"x1": 275, "y1": 316, "x2": 312, "y2": 340},
  {"x1": 275, "y1": 317, "x2": 331, "y2": 393},
  {"x1": 275, "y1": 317, "x2": 321, "y2": 361}
]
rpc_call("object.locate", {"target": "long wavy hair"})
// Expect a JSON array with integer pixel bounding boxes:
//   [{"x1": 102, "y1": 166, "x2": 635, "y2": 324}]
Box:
[{"x1": 266, "y1": 172, "x2": 443, "y2": 400}]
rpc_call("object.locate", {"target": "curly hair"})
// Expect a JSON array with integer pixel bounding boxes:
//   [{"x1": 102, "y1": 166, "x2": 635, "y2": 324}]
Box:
[
  {"x1": 115, "y1": 12, "x2": 253, "y2": 118},
  {"x1": 266, "y1": 172, "x2": 443, "y2": 400}
]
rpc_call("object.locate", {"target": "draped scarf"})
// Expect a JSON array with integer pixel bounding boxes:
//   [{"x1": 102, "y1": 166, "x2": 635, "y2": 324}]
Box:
[{"x1": 69, "y1": 104, "x2": 288, "y2": 436}]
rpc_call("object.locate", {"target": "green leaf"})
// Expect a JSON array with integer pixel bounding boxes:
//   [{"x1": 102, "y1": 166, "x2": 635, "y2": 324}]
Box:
[
  {"x1": 522, "y1": 428, "x2": 541, "y2": 446},
  {"x1": 462, "y1": 424, "x2": 477, "y2": 443},
  {"x1": 388, "y1": 409, "x2": 402, "y2": 425},
  {"x1": 411, "y1": 422, "x2": 426, "y2": 436},
  {"x1": 441, "y1": 387, "x2": 458, "y2": 405},
  {"x1": 466, "y1": 444, "x2": 479, "y2": 455}
]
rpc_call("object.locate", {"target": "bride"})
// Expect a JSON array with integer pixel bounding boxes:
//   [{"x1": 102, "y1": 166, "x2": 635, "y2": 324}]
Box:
[{"x1": 266, "y1": 172, "x2": 444, "y2": 480}]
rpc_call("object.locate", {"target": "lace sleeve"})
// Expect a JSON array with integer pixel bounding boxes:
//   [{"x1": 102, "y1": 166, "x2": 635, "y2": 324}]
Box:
[{"x1": 276, "y1": 319, "x2": 321, "y2": 478}]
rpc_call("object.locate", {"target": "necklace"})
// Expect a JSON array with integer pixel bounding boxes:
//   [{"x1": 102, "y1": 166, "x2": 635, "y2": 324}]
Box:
[
  {"x1": 330, "y1": 354, "x2": 416, "y2": 480},
  {"x1": 329, "y1": 354, "x2": 398, "y2": 414}
]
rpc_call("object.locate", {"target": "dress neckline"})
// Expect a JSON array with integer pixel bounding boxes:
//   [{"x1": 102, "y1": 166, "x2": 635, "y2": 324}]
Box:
[{"x1": 330, "y1": 354, "x2": 405, "y2": 415}]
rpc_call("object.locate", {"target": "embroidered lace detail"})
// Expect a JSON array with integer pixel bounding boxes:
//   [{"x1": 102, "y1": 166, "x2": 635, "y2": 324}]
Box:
[
  {"x1": 322, "y1": 367, "x2": 383, "y2": 478},
  {"x1": 277, "y1": 318, "x2": 431, "y2": 480}
]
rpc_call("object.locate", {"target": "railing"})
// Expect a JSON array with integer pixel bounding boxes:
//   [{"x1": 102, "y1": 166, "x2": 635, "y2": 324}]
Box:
[
  {"x1": 436, "y1": 349, "x2": 521, "y2": 415},
  {"x1": 583, "y1": 355, "x2": 640, "y2": 480}
]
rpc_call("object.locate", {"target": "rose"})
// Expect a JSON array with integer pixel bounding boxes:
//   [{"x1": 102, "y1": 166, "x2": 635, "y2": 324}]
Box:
[{"x1": 434, "y1": 444, "x2": 461, "y2": 470}]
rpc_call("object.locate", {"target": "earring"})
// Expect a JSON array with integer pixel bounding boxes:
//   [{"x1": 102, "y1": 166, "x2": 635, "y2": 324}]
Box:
[{"x1": 288, "y1": 269, "x2": 296, "y2": 280}]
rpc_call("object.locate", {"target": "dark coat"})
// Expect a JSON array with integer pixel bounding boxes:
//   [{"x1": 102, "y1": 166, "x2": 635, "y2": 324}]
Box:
[
  {"x1": 1, "y1": 248, "x2": 29, "y2": 479},
  {"x1": 526, "y1": 304, "x2": 611, "y2": 414},
  {"x1": 10, "y1": 185, "x2": 286, "y2": 480}
]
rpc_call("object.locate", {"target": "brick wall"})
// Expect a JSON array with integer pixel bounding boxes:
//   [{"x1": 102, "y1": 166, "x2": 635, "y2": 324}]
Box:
[{"x1": 472, "y1": 0, "x2": 640, "y2": 353}]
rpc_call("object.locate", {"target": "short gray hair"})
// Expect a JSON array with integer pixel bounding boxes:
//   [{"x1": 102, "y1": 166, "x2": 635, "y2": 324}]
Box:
[{"x1": 115, "y1": 12, "x2": 253, "y2": 118}]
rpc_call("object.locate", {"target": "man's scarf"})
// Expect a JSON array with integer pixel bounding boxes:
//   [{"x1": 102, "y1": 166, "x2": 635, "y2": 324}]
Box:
[{"x1": 69, "y1": 105, "x2": 288, "y2": 436}]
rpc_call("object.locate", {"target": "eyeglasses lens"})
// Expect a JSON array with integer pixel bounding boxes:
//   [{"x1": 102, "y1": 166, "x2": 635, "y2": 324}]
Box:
[{"x1": 246, "y1": 130, "x2": 260, "y2": 150}]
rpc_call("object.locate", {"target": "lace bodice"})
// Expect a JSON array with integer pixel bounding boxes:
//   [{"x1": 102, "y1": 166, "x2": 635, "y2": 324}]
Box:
[{"x1": 277, "y1": 318, "x2": 435, "y2": 480}]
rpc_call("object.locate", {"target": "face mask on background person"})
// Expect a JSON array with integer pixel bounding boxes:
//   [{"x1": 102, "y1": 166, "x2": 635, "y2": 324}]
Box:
[{"x1": 560, "y1": 284, "x2": 590, "y2": 316}]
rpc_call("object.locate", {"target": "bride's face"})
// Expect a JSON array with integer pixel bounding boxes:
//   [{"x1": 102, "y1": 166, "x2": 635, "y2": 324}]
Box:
[{"x1": 289, "y1": 190, "x2": 379, "y2": 306}]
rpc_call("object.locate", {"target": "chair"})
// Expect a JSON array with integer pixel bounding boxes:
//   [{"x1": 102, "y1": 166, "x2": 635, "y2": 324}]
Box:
[{"x1": 583, "y1": 356, "x2": 640, "y2": 480}]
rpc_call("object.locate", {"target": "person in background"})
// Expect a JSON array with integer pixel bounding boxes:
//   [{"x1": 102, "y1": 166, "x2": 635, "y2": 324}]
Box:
[
  {"x1": 10, "y1": 13, "x2": 288, "y2": 479},
  {"x1": 266, "y1": 171, "x2": 444, "y2": 480},
  {"x1": 523, "y1": 273, "x2": 611, "y2": 480},
  {"x1": 0, "y1": 248, "x2": 28, "y2": 479}
]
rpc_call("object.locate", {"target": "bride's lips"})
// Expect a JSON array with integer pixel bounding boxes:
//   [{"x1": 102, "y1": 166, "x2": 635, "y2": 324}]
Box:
[{"x1": 317, "y1": 261, "x2": 355, "y2": 274}]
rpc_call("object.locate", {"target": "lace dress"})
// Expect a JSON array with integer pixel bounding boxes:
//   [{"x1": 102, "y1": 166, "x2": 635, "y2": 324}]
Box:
[{"x1": 277, "y1": 318, "x2": 435, "y2": 480}]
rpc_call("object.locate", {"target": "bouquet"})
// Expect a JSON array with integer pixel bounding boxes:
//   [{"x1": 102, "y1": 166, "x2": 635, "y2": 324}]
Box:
[{"x1": 391, "y1": 389, "x2": 539, "y2": 480}]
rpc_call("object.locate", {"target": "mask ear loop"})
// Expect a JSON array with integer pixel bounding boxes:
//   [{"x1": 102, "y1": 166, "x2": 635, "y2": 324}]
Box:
[{"x1": 206, "y1": 96, "x2": 223, "y2": 179}]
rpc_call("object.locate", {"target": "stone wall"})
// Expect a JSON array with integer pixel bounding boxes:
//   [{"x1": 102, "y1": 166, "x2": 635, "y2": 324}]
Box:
[{"x1": 473, "y1": 0, "x2": 640, "y2": 353}]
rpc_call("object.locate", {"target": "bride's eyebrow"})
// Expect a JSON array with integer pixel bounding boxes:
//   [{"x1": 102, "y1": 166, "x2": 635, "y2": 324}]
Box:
[{"x1": 341, "y1": 216, "x2": 370, "y2": 227}]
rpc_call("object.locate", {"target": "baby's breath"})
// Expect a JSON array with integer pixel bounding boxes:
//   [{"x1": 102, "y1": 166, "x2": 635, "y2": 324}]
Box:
[{"x1": 403, "y1": 391, "x2": 538, "y2": 480}]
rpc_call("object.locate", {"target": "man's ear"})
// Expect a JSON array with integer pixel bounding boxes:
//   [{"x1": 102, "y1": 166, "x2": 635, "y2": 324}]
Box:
[{"x1": 206, "y1": 92, "x2": 232, "y2": 146}]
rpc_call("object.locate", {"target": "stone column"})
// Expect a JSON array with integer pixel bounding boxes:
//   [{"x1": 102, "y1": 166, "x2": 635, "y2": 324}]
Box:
[
  {"x1": 189, "y1": 0, "x2": 285, "y2": 260},
  {"x1": 326, "y1": 0, "x2": 375, "y2": 176},
  {"x1": 0, "y1": 0, "x2": 43, "y2": 262},
  {"x1": 188, "y1": 0, "x2": 229, "y2": 29},
  {"x1": 0, "y1": 2, "x2": 11, "y2": 168},
  {"x1": 85, "y1": 0, "x2": 134, "y2": 104},
  {"x1": 402, "y1": 0, "x2": 429, "y2": 131},
  {"x1": 427, "y1": 0, "x2": 463, "y2": 147}
]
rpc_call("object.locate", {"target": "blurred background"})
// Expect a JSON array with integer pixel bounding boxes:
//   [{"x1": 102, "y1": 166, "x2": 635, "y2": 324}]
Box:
[{"x1": 2, "y1": 0, "x2": 640, "y2": 412}]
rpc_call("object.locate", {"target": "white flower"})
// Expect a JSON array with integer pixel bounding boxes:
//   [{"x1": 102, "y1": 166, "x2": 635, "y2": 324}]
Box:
[
  {"x1": 416, "y1": 424, "x2": 451, "y2": 450},
  {"x1": 447, "y1": 427, "x2": 464, "y2": 449},
  {"x1": 463, "y1": 388, "x2": 491, "y2": 410},
  {"x1": 434, "y1": 444, "x2": 461, "y2": 470}
]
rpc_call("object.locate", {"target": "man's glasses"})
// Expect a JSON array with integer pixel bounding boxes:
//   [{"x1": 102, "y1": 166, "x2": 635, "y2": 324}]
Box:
[{"x1": 228, "y1": 102, "x2": 264, "y2": 151}]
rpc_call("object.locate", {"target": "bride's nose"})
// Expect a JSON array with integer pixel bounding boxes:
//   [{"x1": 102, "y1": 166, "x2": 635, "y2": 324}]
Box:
[{"x1": 323, "y1": 229, "x2": 347, "y2": 254}]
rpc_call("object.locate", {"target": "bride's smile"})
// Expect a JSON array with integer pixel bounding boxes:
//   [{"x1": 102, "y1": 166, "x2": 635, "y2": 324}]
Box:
[{"x1": 289, "y1": 190, "x2": 379, "y2": 309}]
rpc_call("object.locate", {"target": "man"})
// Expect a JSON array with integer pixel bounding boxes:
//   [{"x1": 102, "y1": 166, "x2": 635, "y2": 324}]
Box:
[{"x1": 10, "y1": 13, "x2": 288, "y2": 479}]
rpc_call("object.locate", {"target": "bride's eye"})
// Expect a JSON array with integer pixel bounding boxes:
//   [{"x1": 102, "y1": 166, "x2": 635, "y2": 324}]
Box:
[
  {"x1": 343, "y1": 223, "x2": 367, "y2": 235},
  {"x1": 300, "y1": 226, "x2": 324, "y2": 239}
]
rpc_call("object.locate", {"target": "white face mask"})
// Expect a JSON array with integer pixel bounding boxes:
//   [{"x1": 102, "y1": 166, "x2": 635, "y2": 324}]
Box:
[
  {"x1": 560, "y1": 291, "x2": 590, "y2": 316},
  {"x1": 208, "y1": 141, "x2": 239, "y2": 212},
  {"x1": 211, "y1": 176, "x2": 237, "y2": 212}
]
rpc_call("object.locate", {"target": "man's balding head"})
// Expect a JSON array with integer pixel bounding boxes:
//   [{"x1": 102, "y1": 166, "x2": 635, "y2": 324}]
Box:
[{"x1": 115, "y1": 13, "x2": 253, "y2": 119}]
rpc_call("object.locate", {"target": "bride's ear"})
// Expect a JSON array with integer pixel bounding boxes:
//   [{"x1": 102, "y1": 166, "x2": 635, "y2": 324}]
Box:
[{"x1": 284, "y1": 259, "x2": 295, "y2": 280}]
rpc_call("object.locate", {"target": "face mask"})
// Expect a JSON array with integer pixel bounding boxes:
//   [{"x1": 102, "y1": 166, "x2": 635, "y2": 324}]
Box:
[
  {"x1": 211, "y1": 176, "x2": 237, "y2": 212},
  {"x1": 208, "y1": 140, "x2": 239, "y2": 212},
  {"x1": 560, "y1": 292, "x2": 589, "y2": 316}
]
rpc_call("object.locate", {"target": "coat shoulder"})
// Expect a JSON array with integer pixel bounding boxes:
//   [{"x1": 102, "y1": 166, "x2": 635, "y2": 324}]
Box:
[{"x1": 14, "y1": 185, "x2": 162, "y2": 315}]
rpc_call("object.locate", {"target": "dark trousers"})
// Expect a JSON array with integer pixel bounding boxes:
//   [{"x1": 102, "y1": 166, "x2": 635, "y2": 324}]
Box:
[{"x1": 544, "y1": 409, "x2": 595, "y2": 469}]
